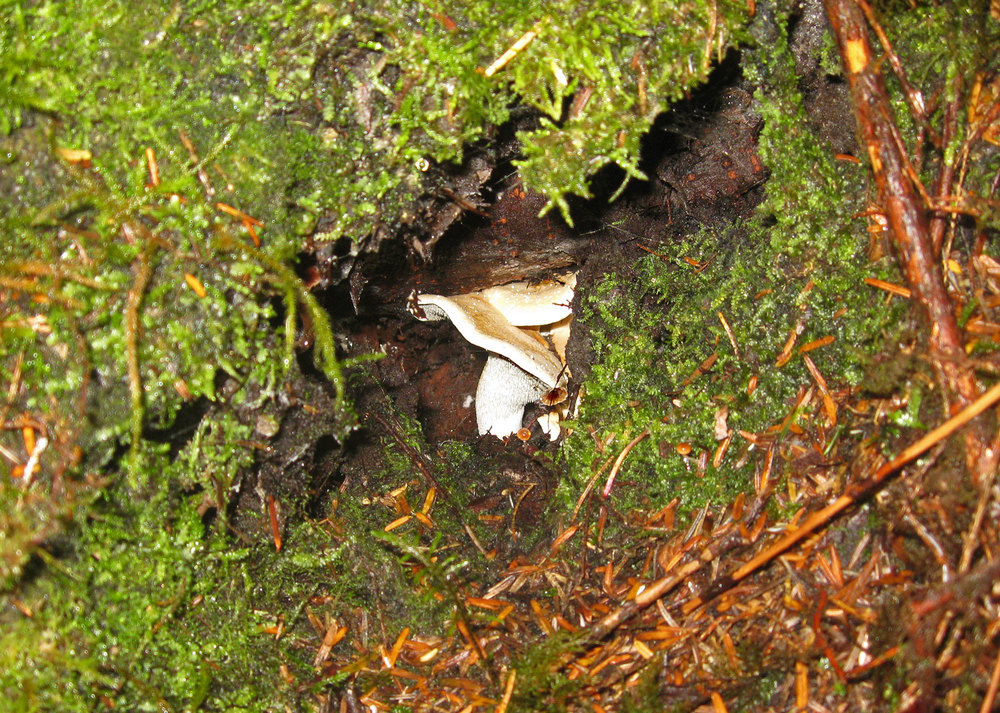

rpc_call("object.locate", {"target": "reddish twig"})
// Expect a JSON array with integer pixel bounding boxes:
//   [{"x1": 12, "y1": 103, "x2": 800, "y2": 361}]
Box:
[
  {"x1": 602, "y1": 429, "x2": 650, "y2": 498},
  {"x1": 929, "y1": 75, "x2": 963, "y2": 254},
  {"x1": 724, "y1": 378, "x2": 1000, "y2": 592},
  {"x1": 824, "y1": 0, "x2": 998, "y2": 486},
  {"x1": 856, "y1": 0, "x2": 940, "y2": 146}
]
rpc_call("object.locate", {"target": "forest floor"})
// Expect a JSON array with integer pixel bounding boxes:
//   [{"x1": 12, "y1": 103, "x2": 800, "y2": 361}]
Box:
[
  {"x1": 252, "y1": 66, "x2": 1000, "y2": 711},
  {"x1": 4, "y1": 4, "x2": 999, "y2": 711}
]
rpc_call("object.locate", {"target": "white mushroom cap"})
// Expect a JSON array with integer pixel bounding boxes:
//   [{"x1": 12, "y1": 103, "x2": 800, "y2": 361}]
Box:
[
  {"x1": 414, "y1": 292, "x2": 564, "y2": 387},
  {"x1": 475, "y1": 273, "x2": 576, "y2": 327},
  {"x1": 476, "y1": 355, "x2": 548, "y2": 437}
]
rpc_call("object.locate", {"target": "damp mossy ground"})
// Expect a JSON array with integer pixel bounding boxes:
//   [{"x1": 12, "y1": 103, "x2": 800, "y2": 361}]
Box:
[
  {"x1": 0, "y1": 0, "x2": 756, "y2": 704},
  {"x1": 2, "y1": 0, "x2": 752, "y2": 240},
  {"x1": 1, "y1": 0, "x2": 755, "y2": 572},
  {"x1": 0, "y1": 428, "x2": 495, "y2": 710},
  {"x1": 0, "y1": 486, "x2": 345, "y2": 710},
  {"x1": 556, "y1": 7, "x2": 906, "y2": 526},
  {"x1": 2, "y1": 0, "x2": 993, "y2": 710}
]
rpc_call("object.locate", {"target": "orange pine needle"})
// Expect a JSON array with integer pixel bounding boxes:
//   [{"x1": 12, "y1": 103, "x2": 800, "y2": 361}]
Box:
[
  {"x1": 711, "y1": 691, "x2": 729, "y2": 713},
  {"x1": 455, "y1": 618, "x2": 485, "y2": 661},
  {"x1": 484, "y1": 20, "x2": 544, "y2": 77},
  {"x1": 21, "y1": 427, "x2": 35, "y2": 456},
  {"x1": 267, "y1": 494, "x2": 282, "y2": 552},
  {"x1": 799, "y1": 335, "x2": 835, "y2": 354},
  {"x1": 422, "y1": 487, "x2": 436, "y2": 513},
  {"x1": 243, "y1": 220, "x2": 261, "y2": 247},
  {"x1": 466, "y1": 597, "x2": 511, "y2": 611},
  {"x1": 384, "y1": 515, "x2": 411, "y2": 532},
  {"x1": 864, "y1": 277, "x2": 911, "y2": 298},
  {"x1": 796, "y1": 661, "x2": 809, "y2": 707},
  {"x1": 495, "y1": 669, "x2": 517, "y2": 713},
  {"x1": 387, "y1": 627, "x2": 409, "y2": 669},
  {"x1": 184, "y1": 273, "x2": 207, "y2": 298},
  {"x1": 775, "y1": 327, "x2": 799, "y2": 367},
  {"x1": 56, "y1": 147, "x2": 92, "y2": 164},
  {"x1": 313, "y1": 620, "x2": 346, "y2": 666},
  {"x1": 602, "y1": 429, "x2": 651, "y2": 497},
  {"x1": 530, "y1": 599, "x2": 554, "y2": 635},
  {"x1": 550, "y1": 524, "x2": 579, "y2": 552},
  {"x1": 145, "y1": 147, "x2": 160, "y2": 186},
  {"x1": 412, "y1": 511, "x2": 434, "y2": 529},
  {"x1": 216, "y1": 201, "x2": 264, "y2": 226},
  {"x1": 633, "y1": 638, "x2": 655, "y2": 659},
  {"x1": 717, "y1": 311, "x2": 741, "y2": 359},
  {"x1": 803, "y1": 354, "x2": 837, "y2": 427}
]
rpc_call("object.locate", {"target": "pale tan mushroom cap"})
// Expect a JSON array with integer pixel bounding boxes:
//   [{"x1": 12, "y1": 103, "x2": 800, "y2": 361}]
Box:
[
  {"x1": 415, "y1": 293, "x2": 564, "y2": 387},
  {"x1": 410, "y1": 273, "x2": 577, "y2": 439},
  {"x1": 545, "y1": 314, "x2": 573, "y2": 363},
  {"x1": 475, "y1": 273, "x2": 576, "y2": 327}
]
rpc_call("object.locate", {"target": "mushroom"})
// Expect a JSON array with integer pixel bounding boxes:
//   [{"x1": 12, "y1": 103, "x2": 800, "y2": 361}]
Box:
[
  {"x1": 475, "y1": 354, "x2": 549, "y2": 438},
  {"x1": 410, "y1": 273, "x2": 575, "y2": 439}
]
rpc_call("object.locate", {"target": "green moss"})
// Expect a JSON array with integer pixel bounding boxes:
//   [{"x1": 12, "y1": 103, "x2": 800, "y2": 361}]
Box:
[
  {"x1": 0, "y1": 56, "x2": 380, "y2": 580},
  {"x1": 2, "y1": 0, "x2": 754, "y2": 236},
  {"x1": 0, "y1": 0, "x2": 760, "y2": 562},
  {"x1": 2, "y1": 405, "x2": 497, "y2": 708},
  {"x1": 0, "y1": 0, "x2": 761, "y2": 566},
  {"x1": 509, "y1": 0, "x2": 751, "y2": 220},
  {"x1": 505, "y1": 631, "x2": 589, "y2": 711},
  {"x1": 557, "y1": 7, "x2": 911, "y2": 522},
  {"x1": 2, "y1": 493, "x2": 259, "y2": 710},
  {"x1": 562, "y1": 228, "x2": 886, "y2": 519},
  {"x1": 0, "y1": 479, "x2": 368, "y2": 711},
  {"x1": 743, "y1": 4, "x2": 862, "y2": 264}
]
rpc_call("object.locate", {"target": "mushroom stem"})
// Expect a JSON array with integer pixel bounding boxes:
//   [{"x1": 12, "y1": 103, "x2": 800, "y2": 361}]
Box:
[{"x1": 475, "y1": 355, "x2": 548, "y2": 437}]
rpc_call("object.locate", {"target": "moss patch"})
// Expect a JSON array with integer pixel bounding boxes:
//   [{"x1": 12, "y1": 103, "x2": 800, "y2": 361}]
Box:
[{"x1": 557, "y1": 6, "x2": 907, "y2": 523}]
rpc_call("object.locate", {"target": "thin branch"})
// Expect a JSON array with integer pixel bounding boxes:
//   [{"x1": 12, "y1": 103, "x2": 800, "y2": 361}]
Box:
[
  {"x1": 727, "y1": 378, "x2": 1000, "y2": 586},
  {"x1": 929, "y1": 75, "x2": 963, "y2": 254},
  {"x1": 824, "y1": 0, "x2": 998, "y2": 487},
  {"x1": 856, "y1": 0, "x2": 941, "y2": 146}
]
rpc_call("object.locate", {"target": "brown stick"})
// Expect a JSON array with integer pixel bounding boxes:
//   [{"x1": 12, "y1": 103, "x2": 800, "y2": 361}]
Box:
[
  {"x1": 979, "y1": 628, "x2": 1000, "y2": 713},
  {"x1": 928, "y1": 75, "x2": 962, "y2": 254},
  {"x1": 582, "y1": 559, "x2": 703, "y2": 643},
  {"x1": 823, "y1": 0, "x2": 997, "y2": 485},
  {"x1": 855, "y1": 0, "x2": 939, "y2": 146},
  {"x1": 729, "y1": 379, "x2": 1000, "y2": 584}
]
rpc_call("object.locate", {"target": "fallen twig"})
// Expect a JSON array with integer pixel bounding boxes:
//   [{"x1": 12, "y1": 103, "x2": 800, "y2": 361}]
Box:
[
  {"x1": 824, "y1": 0, "x2": 998, "y2": 487},
  {"x1": 602, "y1": 429, "x2": 650, "y2": 498},
  {"x1": 728, "y1": 378, "x2": 1000, "y2": 585}
]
